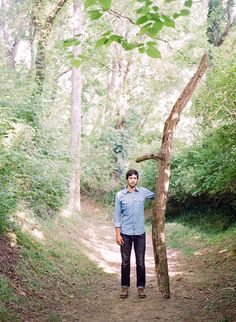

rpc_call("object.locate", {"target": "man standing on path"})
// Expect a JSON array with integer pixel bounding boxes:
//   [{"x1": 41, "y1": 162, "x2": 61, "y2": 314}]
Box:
[{"x1": 114, "y1": 169, "x2": 154, "y2": 299}]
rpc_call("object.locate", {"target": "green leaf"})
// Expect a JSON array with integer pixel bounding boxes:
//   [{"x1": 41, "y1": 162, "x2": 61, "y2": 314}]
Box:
[
  {"x1": 70, "y1": 58, "x2": 82, "y2": 67},
  {"x1": 89, "y1": 10, "x2": 103, "y2": 20},
  {"x1": 136, "y1": 7, "x2": 150, "y2": 14},
  {"x1": 179, "y1": 9, "x2": 190, "y2": 16},
  {"x1": 139, "y1": 22, "x2": 152, "y2": 35},
  {"x1": 147, "y1": 41, "x2": 156, "y2": 46},
  {"x1": 85, "y1": 0, "x2": 97, "y2": 9},
  {"x1": 162, "y1": 15, "x2": 175, "y2": 28},
  {"x1": 110, "y1": 34, "x2": 123, "y2": 43},
  {"x1": 184, "y1": 0, "x2": 192, "y2": 8},
  {"x1": 95, "y1": 37, "x2": 108, "y2": 47},
  {"x1": 148, "y1": 13, "x2": 161, "y2": 21},
  {"x1": 98, "y1": 0, "x2": 112, "y2": 10},
  {"x1": 173, "y1": 12, "x2": 180, "y2": 19},
  {"x1": 121, "y1": 40, "x2": 138, "y2": 51},
  {"x1": 63, "y1": 38, "x2": 81, "y2": 48},
  {"x1": 77, "y1": 54, "x2": 88, "y2": 59},
  {"x1": 104, "y1": 38, "x2": 113, "y2": 46},
  {"x1": 67, "y1": 51, "x2": 74, "y2": 59},
  {"x1": 152, "y1": 6, "x2": 159, "y2": 11},
  {"x1": 146, "y1": 46, "x2": 161, "y2": 58},
  {"x1": 136, "y1": 42, "x2": 145, "y2": 47},
  {"x1": 136, "y1": 15, "x2": 149, "y2": 25},
  {"x1": 148, "y1": 20, "x2": 163, "y2": 37},
  {"x1": 102, "y1": 30, "x2": 112, "y2": 36},
  {"x1": 139, "y1": 47, "x2": 145, "y2": 54}
]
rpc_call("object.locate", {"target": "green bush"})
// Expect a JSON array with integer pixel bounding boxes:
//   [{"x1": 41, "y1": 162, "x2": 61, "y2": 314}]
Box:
[
  {"x1": 0, "y1": 139, "x2": 69, "y2": 222},
  {"x1": 0, "y1": 147, "x2": 24, "y2": 232},
  {"x1": 170, "y1": 124, "x2": 236, "y2": 207},
  {"x1": 140, "y1": 39, "x2": 236, "y2": 233},
  {"x1": 81, "y1": 126, "x2": 130, "y2": 193},
  {"x1": 23, "y1": 158, "x2": 69, "y2": 218}
]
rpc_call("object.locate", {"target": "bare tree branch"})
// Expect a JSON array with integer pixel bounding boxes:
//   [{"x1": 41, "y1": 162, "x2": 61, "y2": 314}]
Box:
[
  {"x1": 216, "y1": 0, "x2": 235, "y2": 47},
  {"x1": 45, "y1": 0, "x2": 69, "y2": 27},
  {"x1": 136, "y1": 153, "x2": 165, "y2": 163}
]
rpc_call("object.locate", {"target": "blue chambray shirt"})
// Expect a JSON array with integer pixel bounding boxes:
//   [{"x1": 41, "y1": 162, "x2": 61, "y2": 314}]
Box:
[{"x1": 114, "y1": 186, "x2": 155, "y2": 235}]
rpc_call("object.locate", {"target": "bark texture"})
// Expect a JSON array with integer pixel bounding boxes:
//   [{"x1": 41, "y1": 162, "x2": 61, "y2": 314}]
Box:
[
  {"x1": 207, "y1": 0, "x2": 235, "y2": 46},
  {"x1": 137, "y1": 54, "x2": 208, "y2": 298},
  {"x1": 1, "y1": 0, "x2": 20, "y2": 68},
  {"x1": 67, "y1": 0, "x2": 83, "y2": 213},
  {"x1": 33, "y1": 0, "x2": 69, "y2": 93}
]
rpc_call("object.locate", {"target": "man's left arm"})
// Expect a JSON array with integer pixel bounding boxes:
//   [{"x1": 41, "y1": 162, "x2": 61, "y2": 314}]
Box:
[{"x1": 143, "y1": 187, "x2": 155, "y2": 200}]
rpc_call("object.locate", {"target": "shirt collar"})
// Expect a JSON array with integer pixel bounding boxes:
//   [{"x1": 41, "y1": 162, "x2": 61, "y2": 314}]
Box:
[{"x1": 124, "y1": 186, "x2": 140, "y2": 193}]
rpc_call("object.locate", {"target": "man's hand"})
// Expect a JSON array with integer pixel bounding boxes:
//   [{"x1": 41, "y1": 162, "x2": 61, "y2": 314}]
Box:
[
  {"x1": 116, "y1": 234, "x2": 124, "y2": 246},
  {"x1": 115, "y1": 228, "x2": 124, "y2": 246}
]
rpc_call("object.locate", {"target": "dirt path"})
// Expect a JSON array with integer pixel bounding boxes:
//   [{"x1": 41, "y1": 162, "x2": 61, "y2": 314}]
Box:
[
  {"x1": 7, "y1": 198, "x2": 235, "y2": 322},
  {"x1": 59, "y1": 199, "x2": 213, "y2": 322}
]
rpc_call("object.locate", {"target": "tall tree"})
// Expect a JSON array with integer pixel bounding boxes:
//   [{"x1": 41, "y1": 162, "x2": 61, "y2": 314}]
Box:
[
  {"x1": 135, "y1": 0, "x2": 235, "y2": 297},
  {"x1": 32, "y1": 0, "x2": 69, "y2": 93},
  {"x1": 207, "y1": 0, "x2": 235, "y2": 46},
  {"x1": 67, "y1": 0, "x2": 83, "y2": 213},
  {"x1": 137, "y1": 54, "x2": 208, "y2": 298},
  {"x1": 1, "y1": 0, "x2": 22, "y2": 68}
]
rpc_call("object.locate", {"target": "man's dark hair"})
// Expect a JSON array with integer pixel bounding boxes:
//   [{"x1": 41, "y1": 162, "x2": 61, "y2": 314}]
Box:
[{"x1": 126, "y1": 169, "x2": 139, "y2": 179}]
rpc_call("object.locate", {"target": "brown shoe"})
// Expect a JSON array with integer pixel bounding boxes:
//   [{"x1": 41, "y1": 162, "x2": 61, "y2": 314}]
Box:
[
  {"x1": 138, "y1": 288, "x2": 146, "y2": 298},
  {"x1": 120, "y1": 287, "x2": 128, "y2": 299}
]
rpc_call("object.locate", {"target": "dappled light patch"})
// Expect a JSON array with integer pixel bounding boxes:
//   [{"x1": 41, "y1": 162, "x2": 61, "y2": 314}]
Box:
[
  {"x1": 70, "y1": 200, "x2": 186, "y2": 280},
  {"x1": 6, "y1": 231, "x2": 17, "y2": 247},
  {"x1": 31, "y1": 228, "x2": 44, "y2": 240},
  {"x1": 13, "y1": 204, "x2": 45, "y2": 241},
  {"x1": 2, "y1": 199, "x2": 236, "y2": 321}
]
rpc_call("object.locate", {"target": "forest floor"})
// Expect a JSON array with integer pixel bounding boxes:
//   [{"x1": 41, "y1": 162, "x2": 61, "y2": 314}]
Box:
[{"x1": 1, "y1": 198, "x2": 236, "y2": 322}]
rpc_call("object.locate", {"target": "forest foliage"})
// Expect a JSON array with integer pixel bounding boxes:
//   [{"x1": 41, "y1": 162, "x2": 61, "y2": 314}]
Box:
[
  {"x1": 141, "y1": 38, "x2": 236, "y2": 231},
  {"x1": 0, "y1": 0, "x2": 235, "y2": 234}
]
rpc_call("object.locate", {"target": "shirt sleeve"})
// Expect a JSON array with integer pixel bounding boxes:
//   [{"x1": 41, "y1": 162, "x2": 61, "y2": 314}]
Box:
[
  {"x1": 114, "y1": 193, "x2": 121, "y2": 228},
  {"x1": 143, "y1": 187, "x2": 155, "y2": 200}
]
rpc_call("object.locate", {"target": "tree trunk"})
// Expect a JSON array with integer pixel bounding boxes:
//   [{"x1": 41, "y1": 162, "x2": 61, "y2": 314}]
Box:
[
  {"x1": 32, "y1": 0, "x2": 69, "y2": 93},
  {"x1": 207, "y1": 0, "x2": 235, "y2": 46},
  {"x1": 104, "y1": 58, "x2": 118, "y2": 123},
  {"x1": 67, "y1": 0, "x2": 83, "y2": 213},
  {"x1": 1, "y1": 0, "x2": 17, "y2": 68},
  {"x1": 215, "y1": 0, "x2": 235, "y2": 46},
  {"x1": 137, "y1": 53, "x2": 208, "y2": 298}
]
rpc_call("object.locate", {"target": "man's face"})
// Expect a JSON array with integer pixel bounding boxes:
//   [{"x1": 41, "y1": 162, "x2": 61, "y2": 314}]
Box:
[{"x1": 127, "y1": 175, "x2": 138, "y2": 188}]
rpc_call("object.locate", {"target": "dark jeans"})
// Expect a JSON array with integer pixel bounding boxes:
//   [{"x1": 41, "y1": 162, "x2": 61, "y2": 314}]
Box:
[{"x1": 120, "y1": 233, "x2": 146, "y2": 288}]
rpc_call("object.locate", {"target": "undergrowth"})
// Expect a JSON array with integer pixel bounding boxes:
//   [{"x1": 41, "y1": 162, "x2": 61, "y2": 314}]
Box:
[
  {"x1": 0, "y1": 219, "x2": 105, "y2": 322},
  {"x1": 145, "y1": 206, "x2": 236, "y2": 257}
]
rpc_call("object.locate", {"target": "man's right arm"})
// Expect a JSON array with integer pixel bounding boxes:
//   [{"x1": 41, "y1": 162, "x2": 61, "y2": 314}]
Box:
[
  {"x1": 114, "y1": 193, "x2": 124, "y2": 246},
  {"x1": 115, "y1": 227, "x2": 124, "y2": 246}
]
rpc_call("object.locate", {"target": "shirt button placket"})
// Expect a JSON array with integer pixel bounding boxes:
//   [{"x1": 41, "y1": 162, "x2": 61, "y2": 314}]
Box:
[{"x1": 133, "y1": 195, "x2": 136, "y2": 235}]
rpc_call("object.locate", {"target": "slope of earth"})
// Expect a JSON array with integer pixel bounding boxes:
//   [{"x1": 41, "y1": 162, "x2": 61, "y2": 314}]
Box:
[{"x1": 1, "y1": 198, "x2": 235, "y2": 322}]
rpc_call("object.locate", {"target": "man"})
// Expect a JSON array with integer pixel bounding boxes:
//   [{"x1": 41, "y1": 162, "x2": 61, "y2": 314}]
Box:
[{"x1": 114, "y1": 169, "x2": 154, "y2": 299}]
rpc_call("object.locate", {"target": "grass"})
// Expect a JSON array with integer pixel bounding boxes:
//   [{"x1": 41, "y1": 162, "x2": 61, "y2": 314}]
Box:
[
  {"x1": 2, "y1": 201, "x2": 234, "y2": 320},
  {"x1": 47, "y1": 312, "x2": 63, "y2": 322},
  {"x1": 168, "y1": 206, "x2": 235, "y2": 235},
  {"x1": 0, "y1": 306, "x2": 20, "y2": 322},
  {"x1": 0, "y1": 277, "x2": 20, "y2": 322},
  {"x1": 145, "y1": 216, "x2": 206, "y2": 256},
  {"x1": 0, "y1": 277, "x2": 13, "y2": 303},
  {"x1": 0, "y1": 214, "x2": 108, "y2": 321},
  {"x1": 145, "y1": 208, "x2": 236, "y2": 257},
  {"x1": 165, "y1": 222, "x2": 205, "y2": 255},
  {"x1": 205, "y1": 224, "x2": 236, "y2": 245}
]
